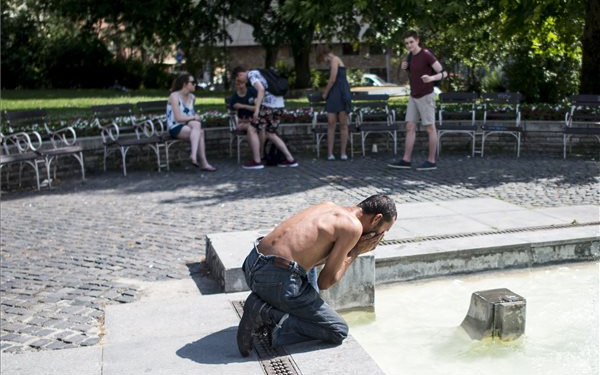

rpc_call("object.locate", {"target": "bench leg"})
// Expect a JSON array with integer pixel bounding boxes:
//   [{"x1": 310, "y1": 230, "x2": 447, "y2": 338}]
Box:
[
  {"x1": 237, "y1": 137, "x2": 243, "y2": 164},
  {"x1": 481, "y1": 133, "x2": 486, "y2": 157},
  {"x1": 361, "y1": 132, "x2": 366, "y2": 157},
  {"x1": 103, "y1": 146, "x2": 108, "y2": 172},
  {"x1": 148, "y1": 143, "x2": 161, "y2": 172},
  {"x1": 120, "y1": 146, "x2": 129, "y2": 176},
  {"x1": 44, "y1": 157, "x2": 54, "y2": 187},
  {"x1": 75, "y1": 152, "x2": 86, "y2": 181}
]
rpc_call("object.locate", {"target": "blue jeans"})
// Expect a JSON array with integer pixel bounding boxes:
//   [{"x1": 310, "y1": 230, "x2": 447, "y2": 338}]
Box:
[{"x1": 242, "y1": 239, "x2": 348, "y2": 347}]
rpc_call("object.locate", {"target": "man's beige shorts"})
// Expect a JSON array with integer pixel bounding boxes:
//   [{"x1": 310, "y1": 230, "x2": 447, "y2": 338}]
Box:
[{"x1": 405, "y1": 92, "x2": 436, "y2": 125}]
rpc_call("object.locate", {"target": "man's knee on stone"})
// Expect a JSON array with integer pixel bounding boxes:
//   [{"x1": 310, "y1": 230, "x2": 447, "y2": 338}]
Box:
[{"x1": 328, "y1": 320, "x2": 349, "y2": 345}]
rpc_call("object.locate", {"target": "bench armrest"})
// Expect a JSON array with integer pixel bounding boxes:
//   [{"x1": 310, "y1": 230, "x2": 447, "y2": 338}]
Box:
[
  {"x1": 6, "y1": 131, "x2": 43, "y2": 152},
  {"x1": 133, "y1": 119, "x2": 156, "y2": 138},
  {"x1": 47, "y1": 120, "x2": 80, "y2": 147},
  {"x1": 99, "y1": 122, "x2": 120, "y2": 143}
]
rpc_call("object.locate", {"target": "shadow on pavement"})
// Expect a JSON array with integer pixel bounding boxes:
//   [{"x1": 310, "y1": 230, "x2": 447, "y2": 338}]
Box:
[
  {"x1": 176, "y1": 326, "x2": 255, "y2": 364},
  {"x1": 187, "y1": 261, "x2": 222, "y2": 295}
]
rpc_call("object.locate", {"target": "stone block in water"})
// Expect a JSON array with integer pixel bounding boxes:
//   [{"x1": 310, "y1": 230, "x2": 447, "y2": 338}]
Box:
[{"x1": 461, "y1": 288, "x2": 526, "y2": 340}]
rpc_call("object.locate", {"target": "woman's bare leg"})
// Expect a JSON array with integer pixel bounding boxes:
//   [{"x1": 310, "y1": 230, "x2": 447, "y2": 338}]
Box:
[
  {"x1": 338, "y1": 111, "x2": 349, "y2": 157},
  {"x1": 326, "y1": 113, "x2": 337, "y2": 157}
]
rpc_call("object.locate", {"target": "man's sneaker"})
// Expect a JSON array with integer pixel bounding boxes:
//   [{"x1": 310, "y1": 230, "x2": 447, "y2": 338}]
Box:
[
  {"x1": 416, "y1": 161, "x2": 437, "y2": 170},
  {"x1": 277, "y1": 159, "x2": 298, "y2": 168},
  {"x1": 340, "y1": 154, "x2": 348, "y2": 161},
  {"x1": 237, "y1": 293, "x2": 265, "y2": 357},
  {"x1": 242, "y1": 160, "x2": 264, "y2": 170},
  {"x1": 327, "y1": 154, "x2": 335, "y2": 161},
  {"x1": 387, "y1": 160, "x2": 412, "y2": 169}
]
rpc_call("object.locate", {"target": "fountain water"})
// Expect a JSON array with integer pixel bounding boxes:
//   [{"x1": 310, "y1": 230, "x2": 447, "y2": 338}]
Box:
[{"x1": 342, "y1": 262, "x2": 599, "y2": 375}]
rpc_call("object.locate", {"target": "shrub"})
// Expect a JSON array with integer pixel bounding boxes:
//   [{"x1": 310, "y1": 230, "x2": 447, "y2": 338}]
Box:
[
  {"x1": 143, "y1": 64, "x2": 172, "y2": 89},
  {"x1": 44, "y1": 33, "x2": 114, "y2": 89},
  {"x1": 503, "y1": 46, "x2": 579, "y2": 104}
]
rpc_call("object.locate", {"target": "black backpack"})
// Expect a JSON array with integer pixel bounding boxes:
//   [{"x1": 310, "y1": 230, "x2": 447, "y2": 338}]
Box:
[
  {"x1": 263, "y1": 140, "x2": 286, "y2": 166},
  {"x1": 258, "y1": 68, "x2": 289, "y2": 96}
]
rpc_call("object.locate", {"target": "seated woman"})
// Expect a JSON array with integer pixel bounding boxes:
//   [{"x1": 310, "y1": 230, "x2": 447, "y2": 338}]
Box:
[
  {"x1": 167, "y1": 73, "x2": 216, "y2": 171},
  {"x1": 229, "y1": 78, "x2": 296, "y2": 169}
]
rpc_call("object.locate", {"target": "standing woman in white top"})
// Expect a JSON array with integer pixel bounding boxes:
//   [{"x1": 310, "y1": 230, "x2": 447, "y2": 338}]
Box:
[{"x1": 166, "y1": 73, "x2": 216, "y2": 171}]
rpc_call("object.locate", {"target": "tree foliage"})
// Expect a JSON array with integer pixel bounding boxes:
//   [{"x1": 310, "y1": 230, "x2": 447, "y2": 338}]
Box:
[{"x1": 1, "y1": 0, "x2": 595, "y2": 96}]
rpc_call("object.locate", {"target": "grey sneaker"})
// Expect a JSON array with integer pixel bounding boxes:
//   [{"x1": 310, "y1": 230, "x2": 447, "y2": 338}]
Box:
[
  {"x1": 237, "y1": 293, "x2": 265, "y2": 357},
  {"x1": 277, "y1": 159, "x2": 299, "y2": 167},
  {"x1": 416, "y1": 161, "x2": 437, "y2": 170},
  {"x1": 387, "y1": 160, "x2": 412, "y2": 169}
]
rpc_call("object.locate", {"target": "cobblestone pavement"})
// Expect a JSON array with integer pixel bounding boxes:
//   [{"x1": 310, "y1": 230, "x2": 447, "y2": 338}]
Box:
[{"x1": 1, "y1": 154, "x2": 598, "y2": 353}]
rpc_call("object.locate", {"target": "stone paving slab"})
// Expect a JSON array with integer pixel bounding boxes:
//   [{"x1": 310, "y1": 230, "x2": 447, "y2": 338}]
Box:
[
  {"x1": 0, "y1": 346, "x2": 102, "y2": 375},
  {"x1": 532, "y1": 205, "x2": 600, "y2": 224},
  {"x1": 103, "y1": 288, "x2": 383, "y2": 375}
]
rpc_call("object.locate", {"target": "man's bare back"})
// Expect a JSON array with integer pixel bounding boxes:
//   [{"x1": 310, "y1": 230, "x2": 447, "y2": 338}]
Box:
[{"x1": 257, "y1": 201, "x2": 391, "y2": 289}]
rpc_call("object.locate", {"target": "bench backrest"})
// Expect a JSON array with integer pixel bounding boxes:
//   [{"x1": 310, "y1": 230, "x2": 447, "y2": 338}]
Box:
[
  {"x1": 137, "y1": 100, "x2": 167, "y2": 118},
  {"x1": 566, "y1": 94, "x2": 600, "y2": 126},
  {"x1": 482, "y1": 92, "x2": 522, "y2": 125},
  {"x1": 307, "y1": 93, "x2": 326, "y2": 108},
  {"x1": 438, "y1": 92, "x2": 478, "y2": 124},
  {"x1": 91, "y1": 104, "x2": 134, "y2": 125},
  {"x1": 439, "y1": 92, "x2": 478, "y2": 104},
  {"x1": 352, "y1": 94, "x2": 391, "y2": 126},
  {"x1": 2, "y1": 110, "x2": 48, "y2": 133},
  {"x1": 570, "y1": 94, "x2": 600, "y2": 106},
  {"x1": 92, "y1": 104, "x2": 134, "y2": 119},
  {"x1": 482, "y1": 92, "x2": 522, "y2": 106},
  {"x1": 352, "y1": 94, "x2": 390, "y2": 113}
]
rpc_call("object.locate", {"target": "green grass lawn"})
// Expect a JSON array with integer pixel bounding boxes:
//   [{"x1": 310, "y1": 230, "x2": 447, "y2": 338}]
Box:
[{"x1": 1, "y1": 89, "x2": 408, "y2": 126}]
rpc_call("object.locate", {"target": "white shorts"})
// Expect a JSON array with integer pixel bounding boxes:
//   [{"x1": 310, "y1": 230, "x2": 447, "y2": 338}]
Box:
[{"x1": 405, "y1": 92, "x2": 436, "y2": 126}]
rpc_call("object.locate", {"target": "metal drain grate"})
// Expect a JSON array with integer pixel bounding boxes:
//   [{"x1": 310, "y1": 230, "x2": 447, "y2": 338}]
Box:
[
  {"x1": 232, "y1": 300, "x2": 302, "y2": 375},
  {"x1": 380, "y1": 221, "x2": 600, "y2": 246}
]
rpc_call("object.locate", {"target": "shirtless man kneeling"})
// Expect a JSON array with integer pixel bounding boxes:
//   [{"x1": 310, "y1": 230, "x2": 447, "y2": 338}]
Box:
[{"x1": 237, "y1": 195, "x2": 397, "y2": 356}]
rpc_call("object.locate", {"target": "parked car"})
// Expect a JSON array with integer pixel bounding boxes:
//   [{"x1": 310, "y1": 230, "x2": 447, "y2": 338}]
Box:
[{"x1": 351, "y1": 74, "x2": 440, "y2": 96}]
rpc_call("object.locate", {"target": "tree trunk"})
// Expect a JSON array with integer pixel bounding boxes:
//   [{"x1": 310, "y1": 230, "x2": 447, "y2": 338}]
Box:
[
  {"x1": 264, "y1": 46, "x2": 279, "y2": 68},
  {"x1": 580, "y1": 0, "x2": 600, "y2": 94},
  {"x1": 292, "y1": 46, "x2": 311, "y2": 89},
  {"x1": 288, "y1": 23, "x2": 314, "y2": 89}
]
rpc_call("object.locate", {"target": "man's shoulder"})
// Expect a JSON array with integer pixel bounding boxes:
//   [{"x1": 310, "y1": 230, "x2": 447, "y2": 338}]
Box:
[
  {"x1": 421, "y1": 48, "x2": 438, "y2": 61},
  {"x1": 321, "y1": 204, "x2": 361, "y2": 230}
]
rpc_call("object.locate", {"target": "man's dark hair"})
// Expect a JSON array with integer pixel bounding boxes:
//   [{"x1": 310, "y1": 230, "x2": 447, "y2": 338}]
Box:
[
  {"x1": 402, "y1": 30, "x2": 419, "y2": 40},
  {"x1": 231, "y1": 65, "x2": 247, "y2": 81},
  {"x1": 358, "y1": 195, "x2": 397, "y2": 222}
]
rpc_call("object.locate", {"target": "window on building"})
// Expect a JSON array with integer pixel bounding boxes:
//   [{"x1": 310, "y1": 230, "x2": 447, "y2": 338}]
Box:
[{"x1": 342, "y1": 43, "x2": 359, "y2": 55}]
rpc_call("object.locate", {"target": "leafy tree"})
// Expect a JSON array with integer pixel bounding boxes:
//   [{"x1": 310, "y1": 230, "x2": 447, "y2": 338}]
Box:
[
  {"x1": 1, "y1": 0, "x2": 50, "y2": 88},
  {"x1": 581, "y1": 0, "x2": 600, "y2": 93}
]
